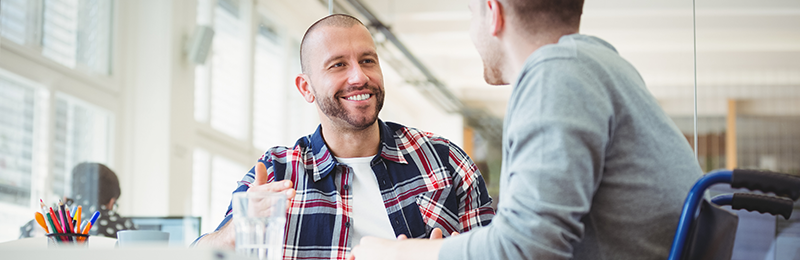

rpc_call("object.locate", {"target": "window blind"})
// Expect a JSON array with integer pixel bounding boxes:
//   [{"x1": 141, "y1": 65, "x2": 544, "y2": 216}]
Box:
[
  {"x1": 0, "y1": 0, "x2": 29, "y2": 45},
  {"x1": 42, "y1": 0, "x2": 79, "y2": 68},
  {"x1": 41, "y1": 0, "x2": 111, "y2": 74},
  {"x1": 209, "y1": 154, "x2": 245, "y2": 233},
  {"x1": 75, "y1": 0, "x2": 112, "y2": 74},
  {"x1": 51, "y1": 93, "x2": 112, "y2": 203},
  {"x1": 0, "y1": 75, "x2": 35, "y2": 207},
  {"x1": 208, "y1": 1, "x2": 248, "y2": 140},
  {"x1": 252, "y1": 21, "x2": 286, "y2": 151}
]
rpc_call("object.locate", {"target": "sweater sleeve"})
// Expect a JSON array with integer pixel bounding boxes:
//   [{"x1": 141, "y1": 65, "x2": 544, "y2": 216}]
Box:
[{"x1": 439, "y1": 57, "x2": 612, "y2": 259}]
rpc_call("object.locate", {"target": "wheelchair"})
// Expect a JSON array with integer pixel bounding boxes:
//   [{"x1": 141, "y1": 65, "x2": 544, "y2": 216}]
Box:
[{"x1": 668, "y1": 169, "x2": 800, "y2": 260}]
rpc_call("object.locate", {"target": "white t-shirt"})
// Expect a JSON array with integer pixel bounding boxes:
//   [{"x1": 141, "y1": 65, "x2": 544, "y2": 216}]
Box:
[{"x1": 335, "y1": 156, "x2": 396, "y2": 246}]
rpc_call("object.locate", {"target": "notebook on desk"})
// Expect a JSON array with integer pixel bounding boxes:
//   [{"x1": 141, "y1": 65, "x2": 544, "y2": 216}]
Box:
[{"x1": 129, "y1": 216, "x2": 201, "y2": 246}]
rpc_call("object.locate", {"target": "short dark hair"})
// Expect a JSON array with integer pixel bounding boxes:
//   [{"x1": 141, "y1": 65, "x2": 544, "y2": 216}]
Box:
[
  {"x1": 299, "y1": 14, "x2": 366, "y2": 74},
  {"x1": 501, "y1": 0, "x2": 584, "y2": 32},
  {"x1": 71, "y1": 162, "x2": 120, "y2": 208}
]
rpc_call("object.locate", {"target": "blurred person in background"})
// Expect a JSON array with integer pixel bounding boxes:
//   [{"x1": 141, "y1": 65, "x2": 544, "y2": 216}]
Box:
[{"x1": 19, "y1": 162, "x2": 137, "y2": 239}]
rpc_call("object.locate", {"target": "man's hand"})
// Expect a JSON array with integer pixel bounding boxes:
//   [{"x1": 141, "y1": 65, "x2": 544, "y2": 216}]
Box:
[
  {"x1": 194, "y1": 162, "x2": 296, "y2": 249},
  {"x1": 248, "y1": 162, "x2": 296, "y2": 199}
]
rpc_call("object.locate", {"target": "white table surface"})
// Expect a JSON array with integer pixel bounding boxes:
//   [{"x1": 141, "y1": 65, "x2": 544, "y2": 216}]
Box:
[
  {"x1": 0, "y1": 238, "x2": 256, "y2": 260},
  {"x1": 0, "y1": 236, "x2": 118, "y2": 249}
]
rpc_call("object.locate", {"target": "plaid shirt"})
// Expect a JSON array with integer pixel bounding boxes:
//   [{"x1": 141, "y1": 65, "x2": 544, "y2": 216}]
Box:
[{"x1": 214, "y1": 120, "x2": 494, "y2": 260}]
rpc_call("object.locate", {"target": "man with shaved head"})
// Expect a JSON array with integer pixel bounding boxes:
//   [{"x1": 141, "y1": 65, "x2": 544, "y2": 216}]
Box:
[
  {"x1": 194, "y1": 14, "x2": 494, "y2": 260},
  {"x1": 351, "y1": 0, "x2": 701, "y2": 259}
]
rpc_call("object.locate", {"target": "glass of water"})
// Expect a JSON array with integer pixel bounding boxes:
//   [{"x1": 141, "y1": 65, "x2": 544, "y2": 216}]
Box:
[{"x1": 232, "y1": 191, "x2": 287, "y2": 260}]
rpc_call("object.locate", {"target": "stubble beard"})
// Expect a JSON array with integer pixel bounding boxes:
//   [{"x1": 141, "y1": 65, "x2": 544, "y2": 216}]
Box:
[
  {"x1": 481, "y1": 46, "x2": 507, "y2": 85},
  {"x1": 315, "y1": 84, "x2": 385, "y2": 131}
]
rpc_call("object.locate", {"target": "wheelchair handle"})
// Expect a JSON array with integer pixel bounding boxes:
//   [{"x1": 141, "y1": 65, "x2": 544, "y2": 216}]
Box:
[
  {"x1": 730, "y1": 193, "x2": 794, "y2": 220},
  {"x1": 732, "y1": 169, "x2": 800, "y2": 201}
]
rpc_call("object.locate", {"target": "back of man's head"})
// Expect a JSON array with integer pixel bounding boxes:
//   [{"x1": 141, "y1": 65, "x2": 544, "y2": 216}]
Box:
[
  {"x1": 299, "y1": 14, "x2": 366, "y2": 74},
  {"x1": 500, "y1": 0, "x2": 584, "y2": 35}
]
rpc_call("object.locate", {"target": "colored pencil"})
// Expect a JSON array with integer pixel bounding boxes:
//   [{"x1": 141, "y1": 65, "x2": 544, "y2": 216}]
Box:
[
  {"x1": 74, "y1": 206, "x2": 82, "y2": 229},
  {"x1": 65, "y1": 208, "x2": 75, "y2": 233},
  {"x1": 81, "y1": 211, "x2": 100, "y2": 237},
  {"x1": 48, "y1": 207, "x2": 62, "y2": 234},
  {"x1": 78, "y1": 220, "x2": 89, "y2": 241},
  {"x1": 58, "y1": 200, "x2": 72, "y2": 241},
  {"x1": 39, "y1": 199, "x2": 47, "y2": 215},
  {"x1": 45, "y1": 213, "x2": 57, "y2": 233},
  {"x1": 45, "y1": 212, "x2": 66, "y2": 242}
]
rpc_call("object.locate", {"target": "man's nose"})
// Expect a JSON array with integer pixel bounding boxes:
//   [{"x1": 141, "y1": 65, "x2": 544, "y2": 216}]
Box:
[{"x1": 347, "y1": 63, "x2": 369, "y2": 86}]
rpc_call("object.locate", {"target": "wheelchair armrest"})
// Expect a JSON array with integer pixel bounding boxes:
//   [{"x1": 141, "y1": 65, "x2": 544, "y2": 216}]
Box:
[{"x1": 727, "y1": 193, "x2": 794, "y2": 220}]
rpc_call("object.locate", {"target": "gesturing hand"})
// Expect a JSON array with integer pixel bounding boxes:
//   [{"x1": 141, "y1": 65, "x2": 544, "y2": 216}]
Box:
[{"x1": 248, "y1": 162, "x2": 296, "y2": 200}]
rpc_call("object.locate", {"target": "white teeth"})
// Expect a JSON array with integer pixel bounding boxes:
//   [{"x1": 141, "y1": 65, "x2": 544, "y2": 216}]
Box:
[{"x1": 346, "y1": 94, "x2": 370, "y2": 101}]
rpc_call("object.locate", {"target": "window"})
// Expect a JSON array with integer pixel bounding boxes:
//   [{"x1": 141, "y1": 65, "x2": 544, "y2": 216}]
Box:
[
  {"x1": 195, "y1": 0, "x2": 250, "y2": 141},
  {"x1": 192, "y1": 0, "x2": 320, "y2": 234},
  {"x1": 0, "y1": 0, "x2": 113, "y2": 75},
  {"x1": 50, "y1": 93, "x2": 113, "y2": 204},
  {"x1": 0, "y1": 72, "x2": 38, "y2": 208},
  {"x1": 252, "y1": 20, "x2": 287, "y2": 151},
  {"x1": 192, "y1": 148, "x2": 248, "y2": 233},
  {"x1": 0, "y1": 67, "x2": 113, "y2": 242},
  {"x1": 0, "y1": 0, "x2": 35, "y2": 45},
  {"x1": 0, "y1": 69, "x2": 47, "y2": 242}
]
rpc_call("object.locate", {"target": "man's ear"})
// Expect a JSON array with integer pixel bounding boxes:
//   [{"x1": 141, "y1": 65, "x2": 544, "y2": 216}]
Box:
[
  {"x1": 295, "y1": 74, "x2": 315, "y2": 103},
  {"x1": 487, "y1": 0, "x2": 504, "y2": 37}
]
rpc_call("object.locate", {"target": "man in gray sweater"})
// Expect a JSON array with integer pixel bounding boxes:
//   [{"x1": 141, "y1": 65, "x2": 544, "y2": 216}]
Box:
[{"x1": 350, "y1": 0, "x2": 702, "y2": 259}]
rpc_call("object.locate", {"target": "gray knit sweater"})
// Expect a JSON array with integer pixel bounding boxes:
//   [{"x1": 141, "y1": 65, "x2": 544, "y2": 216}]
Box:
[{"x1": 439, "y1": 34, "x2": 701, "y2": 260}]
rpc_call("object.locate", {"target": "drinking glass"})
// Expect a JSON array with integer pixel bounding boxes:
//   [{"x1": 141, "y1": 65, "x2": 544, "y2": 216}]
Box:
[{"x1": 232, "y1": 191, "x2": 287, "y2": 260}]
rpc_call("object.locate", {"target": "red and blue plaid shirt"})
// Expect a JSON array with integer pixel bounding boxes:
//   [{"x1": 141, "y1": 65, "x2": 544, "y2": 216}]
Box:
[{"x1": 214, "y1": 120, "x2": 494, "y2": 260}]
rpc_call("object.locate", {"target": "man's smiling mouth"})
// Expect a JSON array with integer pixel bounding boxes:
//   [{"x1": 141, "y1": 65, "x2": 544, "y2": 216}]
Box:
[{"x1": 344, "y1": 94, "x2": 371, "y2": 101}]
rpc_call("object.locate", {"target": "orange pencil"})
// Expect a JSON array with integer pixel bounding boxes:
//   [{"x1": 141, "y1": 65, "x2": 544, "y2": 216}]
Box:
[{"x1": 78, "y1": 220, "x2": 89, "y2": 241}]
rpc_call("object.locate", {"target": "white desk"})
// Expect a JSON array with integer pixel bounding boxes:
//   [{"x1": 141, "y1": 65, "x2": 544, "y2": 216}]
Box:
[
  {"x1": 0, "y1": 236, "x2": 118, "y2": 249},
  {"x1": 0, "y1": 248, "x2": 255, "y2": 260},
  {"x1": 0, "y1": 237, "x2": 258, "y2": 260}
]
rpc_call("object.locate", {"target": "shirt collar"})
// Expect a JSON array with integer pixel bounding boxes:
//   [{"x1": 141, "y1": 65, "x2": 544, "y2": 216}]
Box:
[{"x1": 308, "y1": 119, "x2": 408, "y2": 182}]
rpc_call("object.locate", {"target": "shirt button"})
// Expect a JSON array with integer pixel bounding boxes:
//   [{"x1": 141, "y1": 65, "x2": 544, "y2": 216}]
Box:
[
  {"x1": 343, "y1": 184, "x2": 350, "y2": 190},
  {"x1": 345, "y1": 222, "x2": 351, "y2": 228}
]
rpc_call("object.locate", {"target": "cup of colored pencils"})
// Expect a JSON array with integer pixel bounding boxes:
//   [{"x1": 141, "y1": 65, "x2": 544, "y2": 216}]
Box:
[{"x1": 36, "y1": 199, "x2": 100, "y2": 247}]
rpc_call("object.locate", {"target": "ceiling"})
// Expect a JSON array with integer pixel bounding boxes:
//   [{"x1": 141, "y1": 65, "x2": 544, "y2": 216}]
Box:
[{"x1": 346, "y1": 0, "x2": 800, "y2": 118}]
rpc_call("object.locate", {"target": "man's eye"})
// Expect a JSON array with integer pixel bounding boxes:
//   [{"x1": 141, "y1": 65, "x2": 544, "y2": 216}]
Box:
[
  {"x1": 361, "y1": 59, "x2": 375, "y2": 64},
  {"x1": 332, "y1": 62, "x2": 345, "y2": 68}
]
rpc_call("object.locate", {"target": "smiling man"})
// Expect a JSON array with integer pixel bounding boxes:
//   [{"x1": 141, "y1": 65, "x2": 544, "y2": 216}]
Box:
[{"x1": 193, "y1": 14, "x2": 494, "y2": 260}]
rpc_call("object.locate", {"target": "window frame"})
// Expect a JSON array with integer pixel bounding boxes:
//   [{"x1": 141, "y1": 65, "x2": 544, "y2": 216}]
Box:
[{"x1": 0, "y1": 0, "x2": 120, "y2": 243}]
